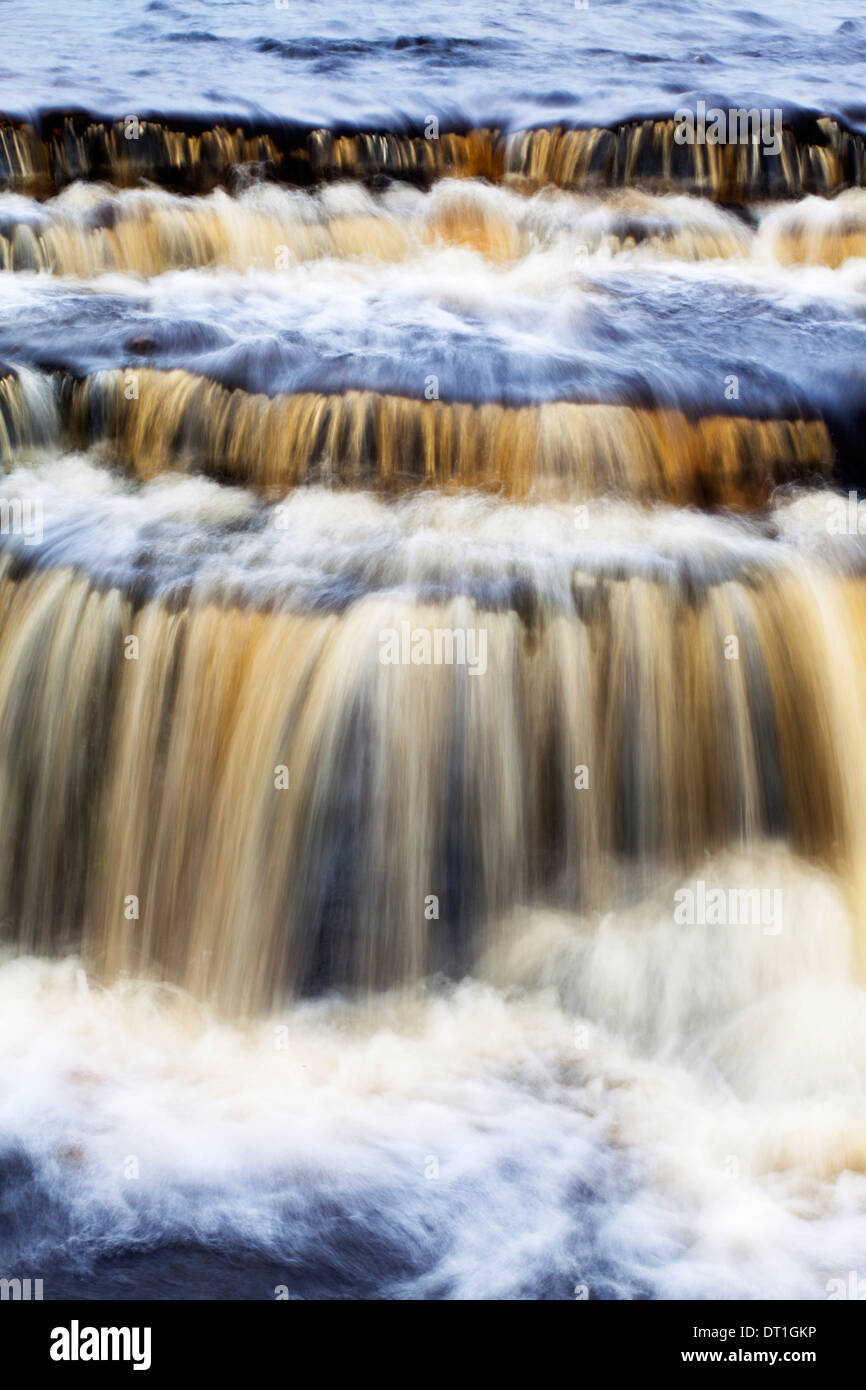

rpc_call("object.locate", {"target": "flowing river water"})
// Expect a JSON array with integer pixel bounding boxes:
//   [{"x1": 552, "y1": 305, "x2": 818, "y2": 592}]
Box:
[{"x1": 0, "y1": 0, "x2": 865, "y2": 1300}]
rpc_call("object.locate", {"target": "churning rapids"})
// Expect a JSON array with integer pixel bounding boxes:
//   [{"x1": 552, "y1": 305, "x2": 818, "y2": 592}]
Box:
[{"x1": 1, "y1": 0, "x2": 866, "y2": 1301}]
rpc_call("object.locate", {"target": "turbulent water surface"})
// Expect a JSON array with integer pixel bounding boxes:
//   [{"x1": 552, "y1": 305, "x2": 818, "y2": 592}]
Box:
[{"x1": 0, "y1": 0, "x2": 865, "y2": 1301}]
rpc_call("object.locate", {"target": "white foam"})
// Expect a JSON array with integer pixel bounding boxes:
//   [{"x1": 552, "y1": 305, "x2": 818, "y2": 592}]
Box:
[{"x1": 2, "y1": 850, "x2": 864, "y2": 1298}]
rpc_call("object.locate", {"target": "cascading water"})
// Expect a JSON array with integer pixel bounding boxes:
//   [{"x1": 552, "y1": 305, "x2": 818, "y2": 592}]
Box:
[{"x1": 0, "y1": 0, "x2": 865, "y2": 1305}]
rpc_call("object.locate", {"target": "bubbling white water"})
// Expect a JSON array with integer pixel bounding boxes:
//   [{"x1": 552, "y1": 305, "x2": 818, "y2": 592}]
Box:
[
  {"x1": 1, "y1": 848, "x2": 864, "y2": 1299},
  {"x1": 1, "y1": 454, "x2": 862, "y2": 609}
]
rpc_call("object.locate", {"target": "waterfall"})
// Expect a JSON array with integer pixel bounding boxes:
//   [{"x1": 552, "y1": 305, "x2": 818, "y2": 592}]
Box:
[{"x1": 1, "y1": 0, "x2": 865, "y2": 1304}]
